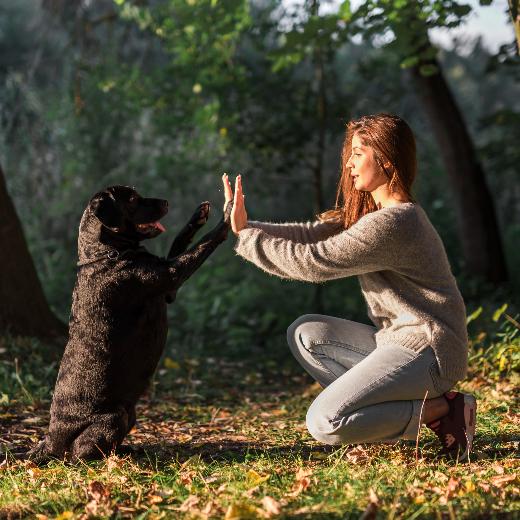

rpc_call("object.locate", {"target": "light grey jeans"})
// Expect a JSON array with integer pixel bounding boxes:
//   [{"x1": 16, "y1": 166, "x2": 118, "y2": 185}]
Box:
[{"x1": 287, "y1": 314, "x2": 457, "y2": 445}]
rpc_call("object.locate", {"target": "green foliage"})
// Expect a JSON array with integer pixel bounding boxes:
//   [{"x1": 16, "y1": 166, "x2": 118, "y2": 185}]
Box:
[
  {"x1": 0, "y1": 336, "x2": 59, "y2": 409},
  {"x1": 467, "y1": 304, "x2": 520, "y2": 377}
]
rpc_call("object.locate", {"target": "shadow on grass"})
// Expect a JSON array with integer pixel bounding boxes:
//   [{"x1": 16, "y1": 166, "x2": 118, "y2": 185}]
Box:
[{"x1": 121, "y1": 434, "x2": 520, "y2": 467}]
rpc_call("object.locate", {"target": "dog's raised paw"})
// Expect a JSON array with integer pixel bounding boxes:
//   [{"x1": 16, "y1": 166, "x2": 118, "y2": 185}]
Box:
[
  {"x1": 223, "y1": 200, "x2": 233, "y2": 223},
  {"x1": 195, "y1": 201, "x2": 210, "y2": 225}
]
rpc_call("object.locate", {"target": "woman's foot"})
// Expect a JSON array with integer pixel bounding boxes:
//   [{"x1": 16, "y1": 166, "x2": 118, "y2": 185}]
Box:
[{"x1": 426, "y1": 391, "x2": 477, "y2": 462}]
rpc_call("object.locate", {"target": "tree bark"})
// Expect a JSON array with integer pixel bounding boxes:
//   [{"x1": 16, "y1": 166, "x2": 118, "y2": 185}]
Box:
[
  {"x1": 409, "y1": 58, "x2": 508, "y2": 283},
  {"x1": 0, "y1": 163, "x2": 67, "y2": 339},
  {"x1": 508, "y1": 0, "x2": 520, "y2": 54}
]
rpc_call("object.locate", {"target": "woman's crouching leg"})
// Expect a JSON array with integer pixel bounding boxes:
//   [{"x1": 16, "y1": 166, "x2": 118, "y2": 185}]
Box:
[
  {"x1": 303, "y1": 345, "x2": 448, "y2": 446},
  {"x1": 286, "y1": 314, "x2": 377, "y2": 388},
  {"x1": 305, "y1": 392, "x2": 422, "y2": 445}
]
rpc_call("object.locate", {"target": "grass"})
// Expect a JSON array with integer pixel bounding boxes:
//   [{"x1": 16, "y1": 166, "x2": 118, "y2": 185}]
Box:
[{"x1": 0, "y1": 330, "x2": 518, "y2": 519}]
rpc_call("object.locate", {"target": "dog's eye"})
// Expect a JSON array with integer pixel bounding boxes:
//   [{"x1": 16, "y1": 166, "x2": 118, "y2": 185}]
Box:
[{"x1": 129, "y1": 196, "x2": 137, "y2": 204}]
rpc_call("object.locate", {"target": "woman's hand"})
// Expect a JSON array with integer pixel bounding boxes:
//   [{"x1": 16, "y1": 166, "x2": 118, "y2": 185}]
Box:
[{"x1": 222, "y1": 173, "x2": 248, "y2": 235}]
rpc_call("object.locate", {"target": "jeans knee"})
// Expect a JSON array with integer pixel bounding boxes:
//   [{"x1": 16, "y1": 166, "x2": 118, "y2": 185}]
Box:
[
  {"x1": 286, "y1": 314, "x2": 322, "y2": 355},
  {"x1": 305, "y1": 402, "x2": 343, "y2": 446}
]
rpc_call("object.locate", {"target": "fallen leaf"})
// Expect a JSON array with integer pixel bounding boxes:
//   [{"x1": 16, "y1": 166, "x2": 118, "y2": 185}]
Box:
[
  {"x1": 27, "y1": 467, "x2": 42, "y2": 481},
  {"x1": 345, "y1": 446, "x2": 370, "y2": 463},
  {"x1": 225, "y1": 502, "x2": 262, "y2": 519},
  {"x1": 464, "y1": 480, "x2": 476, "y2": 493},
  {"x1": 85, "y1": 481, "x2": 112, "y2": 517},
  {"x1": 179, "y1": 495, "x2": 200, "y2": 512},
  {"x1": 180, "y1": 469, "x2": 197, "y2": 486},
  {"x1": 246, "y1": 469, "x2": 270, "y2": 488},
  {"x1": 261, "y1": 496, "x2": 281, "y2": 516},
  {"x1": 286, "y1": 467, "x2": 312, "y2": 497},
  {"x1": 492, "y1": 464, "x2": 505, "y2": 475},
  {"x1": 201, "y1": 500, "x2": 216, "y2": 516},
  {"x1": 446, "y1": 476, "x2": 460, "y2": 497},
  {"x1": 105, "y1": 454, "x2": 124, "y2": 472},
  {"x1": 478, "y1": 482, "x2": 491, "y2": 493},
  {"x1": 216, "y1": 483, "x2": 228, "y2": 495},
  {"x1": 490, "y1": 474, "x2": 517, "y2": 488},
  {"x1": 148, "y1": 494, "x2": 164, "y2": 505},
  {"x1": 55, "y1": 513, "x2": 74, "y2": 520}
]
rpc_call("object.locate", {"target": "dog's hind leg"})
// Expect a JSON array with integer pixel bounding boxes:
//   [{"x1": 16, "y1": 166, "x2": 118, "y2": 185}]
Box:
[{"x1": 70, "y1": 411, "x2": 129, "y2": 461}]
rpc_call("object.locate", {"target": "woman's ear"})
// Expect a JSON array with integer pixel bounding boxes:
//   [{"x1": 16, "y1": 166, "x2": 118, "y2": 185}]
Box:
[{"x1": 90, "y1": 193, "x2": 122, "y2": 230}]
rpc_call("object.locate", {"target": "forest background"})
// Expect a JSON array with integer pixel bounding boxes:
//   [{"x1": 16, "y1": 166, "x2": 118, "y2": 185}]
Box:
[
  {"x1": 0, "y1": 0, "x2": 519, "y2": 517},
  {"x1": 1, "y1": 0, "x2": 518, "y2": 355}
]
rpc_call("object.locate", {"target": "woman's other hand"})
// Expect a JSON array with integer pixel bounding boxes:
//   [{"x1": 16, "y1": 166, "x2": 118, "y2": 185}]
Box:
[{"x1": 232, "y1": 175, "x2": 248, "y2": 234}]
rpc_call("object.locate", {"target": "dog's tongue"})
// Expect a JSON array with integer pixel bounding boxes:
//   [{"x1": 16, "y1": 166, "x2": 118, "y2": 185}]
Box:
[{"x1": 155, "y1": 221, "x2": 166, "y2": 232}]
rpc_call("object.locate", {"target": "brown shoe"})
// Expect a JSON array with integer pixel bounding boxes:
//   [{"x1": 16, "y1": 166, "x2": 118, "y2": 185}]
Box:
[{"x1": 427, "y1": 391, "x2": 477, "y2": 462}]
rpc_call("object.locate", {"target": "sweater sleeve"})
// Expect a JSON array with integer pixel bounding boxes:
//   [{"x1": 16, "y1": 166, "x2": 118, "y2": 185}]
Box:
[
  {"x1": 234, "y1": 210, "x2": 408, "y2": 283},
  {"x1": 246, "y1": 220, "x2": 342, "y2": 243}
]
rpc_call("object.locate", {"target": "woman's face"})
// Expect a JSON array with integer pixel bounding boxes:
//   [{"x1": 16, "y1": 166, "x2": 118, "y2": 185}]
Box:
[{"x1": 346, "y1": 133, "x2": 386, "y2": 192}]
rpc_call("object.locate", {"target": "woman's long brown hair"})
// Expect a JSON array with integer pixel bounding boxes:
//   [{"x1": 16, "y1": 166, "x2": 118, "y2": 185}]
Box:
[{"x1": 319, "y1": 113, "x2": 417, "y2": 229}]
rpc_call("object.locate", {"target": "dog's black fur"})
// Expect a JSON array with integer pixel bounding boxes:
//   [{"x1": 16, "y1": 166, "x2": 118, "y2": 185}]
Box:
[{"x1": 28, "y1": 185, "x2": 231, "y2": 462}]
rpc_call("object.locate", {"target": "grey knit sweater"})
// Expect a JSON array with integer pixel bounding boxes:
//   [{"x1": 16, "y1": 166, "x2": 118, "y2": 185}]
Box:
[{"x1": 234, "y1": 202, "x2": 468, "y2": 381}]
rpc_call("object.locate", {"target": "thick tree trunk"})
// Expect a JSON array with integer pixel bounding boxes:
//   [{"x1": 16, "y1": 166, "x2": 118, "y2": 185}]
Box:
[
  {"x1": 409, "y1": 58, "x2": 508, "y2": 283},
  {"x1": 0, "y1": 164, "x2": 66, "y2": 339}
]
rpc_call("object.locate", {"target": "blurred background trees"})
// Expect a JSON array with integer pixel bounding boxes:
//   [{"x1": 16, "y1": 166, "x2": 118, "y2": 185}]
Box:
[{"x1": 0, "y1": 0, "x2": 518, "y2": 358}]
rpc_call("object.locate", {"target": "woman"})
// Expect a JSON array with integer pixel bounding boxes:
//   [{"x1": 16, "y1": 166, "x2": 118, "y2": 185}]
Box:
[{"x1": 222, "y1": 113, "x2": 476, "y2": 461}]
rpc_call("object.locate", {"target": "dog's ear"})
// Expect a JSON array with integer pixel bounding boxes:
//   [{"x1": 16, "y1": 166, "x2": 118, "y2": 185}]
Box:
[{"x1": 90, "y1": 193, "x2": 122, "y2": 229}]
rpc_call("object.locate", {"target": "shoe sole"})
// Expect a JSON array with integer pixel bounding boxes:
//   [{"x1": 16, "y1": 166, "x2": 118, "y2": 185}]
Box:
[{"x1": 459, "y1": 394, "x2": 477, "y2": 462}]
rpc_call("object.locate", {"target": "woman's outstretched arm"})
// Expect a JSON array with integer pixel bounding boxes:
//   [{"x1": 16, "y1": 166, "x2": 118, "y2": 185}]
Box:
[
  {"x1": 222, "y1": 174, "x2": 341, "y2": 243},
  {"x1": 224, "y1": 174, "x2": 411, "y2": 282},
  {"x1": 234, "y1": 216, "x2": 405, "y2": 283},
  {"x1": 246, "y1": 220, "x2": 342, "y2": 244}
]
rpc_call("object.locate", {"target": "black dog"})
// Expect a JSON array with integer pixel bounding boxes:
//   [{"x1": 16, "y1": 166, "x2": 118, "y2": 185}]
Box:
[{"x1": 28, "y1": 185, "x2": 231, "y2": 462}]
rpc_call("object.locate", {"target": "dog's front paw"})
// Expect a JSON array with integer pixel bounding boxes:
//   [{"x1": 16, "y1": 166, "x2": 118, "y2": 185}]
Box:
[
  {"x1": 223, "y1": 200, "x2": 233, "y2": 224},
  {"x1": 192, "y1": 201, "x2": 210, "y2": 226}
]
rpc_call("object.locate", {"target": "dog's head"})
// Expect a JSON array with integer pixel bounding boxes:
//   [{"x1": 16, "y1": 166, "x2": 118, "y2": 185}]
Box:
[{"x1": 89, "y1": 185, "x2": 169, "y2": 241}]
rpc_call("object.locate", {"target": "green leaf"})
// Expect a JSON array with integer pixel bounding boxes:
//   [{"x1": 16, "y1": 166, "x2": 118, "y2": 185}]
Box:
[
  {"x1": 339, "y1": 0, "x2": 352, "y2": 21},
  {"x1": 492, "y1": 303, "x2": 508, "y2": 322},
  {"x1": 466, "y1": 306, "x2": 483, "y2": 325},
  {"x1": 419, "y1": 64, "x2": 438, "y2": 76},
  {"x1": 400, "y1": 55, "x2": 420, "y2": 68}
]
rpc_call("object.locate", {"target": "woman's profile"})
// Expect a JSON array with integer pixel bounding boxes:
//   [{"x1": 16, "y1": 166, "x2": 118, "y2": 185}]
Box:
[{"x1": 222, "y1": 113, "x2": 476, "y2": 461}]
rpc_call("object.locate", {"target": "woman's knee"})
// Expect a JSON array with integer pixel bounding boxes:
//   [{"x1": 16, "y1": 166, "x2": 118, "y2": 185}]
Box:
[
  {"x1": 286, "y1": 314, "x2": 324, "y2": 355},
  {"x1": 305, "y1": 399, "x2": 343, "y2": 446}
]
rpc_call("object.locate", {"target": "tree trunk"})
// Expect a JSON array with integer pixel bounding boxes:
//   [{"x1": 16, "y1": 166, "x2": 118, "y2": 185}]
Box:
[
  {"x1": 508, "y1": 0, "x2": 520, "y2": 54},
  {"x1": 409, "y1": 58, "x2": 508, "y2": 283},
  {"x1": 0, "y1": 164, "x2": 67, "y2": 339}
]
